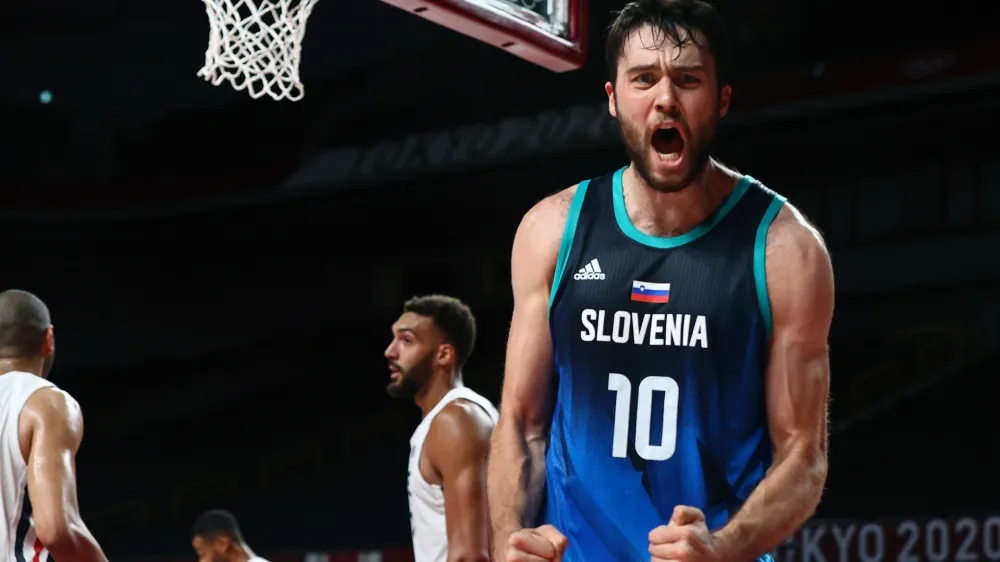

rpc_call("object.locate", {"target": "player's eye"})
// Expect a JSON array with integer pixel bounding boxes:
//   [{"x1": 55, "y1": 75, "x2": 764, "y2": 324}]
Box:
[
  {"x1": 633, "y1": 73, "x2": 655, "y2": 85},
  {"x1": 678, "y1": 74, "x2": 701, "y2": 86}
]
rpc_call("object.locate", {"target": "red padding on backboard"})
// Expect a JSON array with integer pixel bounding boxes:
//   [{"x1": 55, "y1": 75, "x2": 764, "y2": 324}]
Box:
[{"x1": 378, "y1": 0, "x2": 588, "y2": 72}]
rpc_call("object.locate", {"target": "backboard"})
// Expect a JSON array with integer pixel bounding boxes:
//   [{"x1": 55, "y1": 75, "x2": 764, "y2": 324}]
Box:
[{"x1": 378, "y1": 0, "x2": 588, "y2": 72}]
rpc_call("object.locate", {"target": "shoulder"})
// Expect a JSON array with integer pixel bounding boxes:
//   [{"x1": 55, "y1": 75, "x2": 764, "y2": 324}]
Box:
[
  {"x1": 512, "y1": 184, "x2": 580, "y2": 283},
  {"x1": 23, "y1": 387, "x2": 82, "y2": 427},
  {"x1": 514, "y1": 184, "x2": 578, "y2": 249},
  {"x1": 425, "y1": 400, "x2": 493, "y2": 459},
  {"x1": 765, "y1": 203, "x2": 831, "y2": 280},
  {"x1": 765, "y1": 203, "x2": 834, "y2": 330}
]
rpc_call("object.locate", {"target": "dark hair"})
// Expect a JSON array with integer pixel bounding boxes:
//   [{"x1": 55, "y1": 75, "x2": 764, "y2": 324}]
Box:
[
  {"x1": 0, "y1": 290, "x2": 51, "y2": 358},
  {"x1": 403, "y1": 295, "x2": 476, "y2": 368},
  {"x1": 605, "y1": 0, "x2": 731, "y2": 88},
  {"x1": 192, "y1": 509, "x2": 243, "y2": 541}
]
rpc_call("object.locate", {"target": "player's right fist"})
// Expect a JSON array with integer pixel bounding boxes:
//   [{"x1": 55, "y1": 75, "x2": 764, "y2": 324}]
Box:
[{"x1": 506, "y1": 524, "x2": 569, "y2": 561}]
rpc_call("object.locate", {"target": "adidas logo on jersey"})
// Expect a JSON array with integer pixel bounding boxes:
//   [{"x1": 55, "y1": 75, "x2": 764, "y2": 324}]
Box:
[{"x1": 574, "y1": 259, "x2": 606, "y2": 280}]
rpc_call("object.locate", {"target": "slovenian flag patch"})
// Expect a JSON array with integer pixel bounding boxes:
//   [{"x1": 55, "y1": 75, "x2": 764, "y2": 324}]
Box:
[{"x1": 631, "y1": 281, "x2": 670, "y2": 303}]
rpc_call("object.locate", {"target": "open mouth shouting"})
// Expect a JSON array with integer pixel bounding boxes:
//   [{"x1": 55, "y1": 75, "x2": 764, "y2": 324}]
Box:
[{"x1": 650, "y1": 123, "x2": 686, "y2": 168}]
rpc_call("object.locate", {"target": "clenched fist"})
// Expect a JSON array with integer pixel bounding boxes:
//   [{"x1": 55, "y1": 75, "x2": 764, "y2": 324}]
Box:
[
  {"x1": 648, "y1": 505, "x2": 721, "y2": 562},
  {"x1": 505, "y1": 524, "x2": 569, "y2": 562}
]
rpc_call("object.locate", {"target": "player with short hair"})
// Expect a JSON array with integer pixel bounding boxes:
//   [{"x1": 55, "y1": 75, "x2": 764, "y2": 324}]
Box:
[
  {"x1": 487, "y1": 1, "x2": 833, "y2": 561},
  {"x1": 385, "y1": 295, "x2": 496, "y2": 562},
  {"x1": 0, "y1": 289, "x2": 108, "y2": 562},
  {"x1": 191, "y1": 509, "x2": 268, "y2": 562}
]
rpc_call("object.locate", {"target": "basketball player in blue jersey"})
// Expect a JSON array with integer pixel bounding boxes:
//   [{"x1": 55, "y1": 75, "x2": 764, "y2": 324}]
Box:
[{"x1": 487, "y1": 1, "x2": 833, "y2": 561}]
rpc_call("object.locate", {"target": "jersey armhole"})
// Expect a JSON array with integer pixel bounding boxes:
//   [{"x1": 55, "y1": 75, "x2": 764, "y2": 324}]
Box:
[
  {"x1": 753, "y1": 195, "x2": 787, "y2": 342},
  {"x1": 548, "y1": 180, "x2": 591, "y2": 311}
]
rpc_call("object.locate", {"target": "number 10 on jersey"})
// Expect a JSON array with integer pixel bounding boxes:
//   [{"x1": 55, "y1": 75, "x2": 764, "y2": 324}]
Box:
[{"x1": 608, "y1": 373, "x2": 679, "y2": 461}]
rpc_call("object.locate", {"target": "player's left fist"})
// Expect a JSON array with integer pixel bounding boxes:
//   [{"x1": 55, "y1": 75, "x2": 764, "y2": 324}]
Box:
[{"x1": 648, "y1": 505, "x2": 721, "y2": 562}]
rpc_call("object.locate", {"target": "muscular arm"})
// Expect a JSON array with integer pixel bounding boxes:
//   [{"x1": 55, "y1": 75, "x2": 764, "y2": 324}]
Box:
[
  {"x1": 714, "y1": 205, "x2": 833, "y2": 561},
  {"x1": 487, "y1": 188, "x2": 574, "y2": 560},
  {"x1": 21, "y1": 388, "x2": 107, "y2": 562},
  {"x1": 424, "y1": 402, "x2": 495, "y2": 562}
]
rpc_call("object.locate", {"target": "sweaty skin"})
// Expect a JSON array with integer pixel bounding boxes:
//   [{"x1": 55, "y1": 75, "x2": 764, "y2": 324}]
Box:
[
  {"x1": 19, "y1": 387, "x2": 108, "y2": 562},
  {"x1": 421, "y1": 400, "x2": 495, "y2": 562},
  {"x1": 488, "y1": 187, "x2": 832, "y2": 562},
  {"x1": 487, "y1": 186, "x2": 574, "y2": 562}
]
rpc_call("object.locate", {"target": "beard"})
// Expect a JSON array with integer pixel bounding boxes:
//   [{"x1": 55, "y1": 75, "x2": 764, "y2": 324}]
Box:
[
  {"x1": 617, "y1": 105, "x2": 718, "y2": 193},
  {"x1": 385, "y1": 357, "x2": 433, "y2": 399}
]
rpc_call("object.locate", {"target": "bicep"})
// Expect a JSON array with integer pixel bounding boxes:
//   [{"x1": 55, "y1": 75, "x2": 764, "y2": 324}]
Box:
[
  {"x1": 442, "y1": 457, "x2": 489, "y2": 539},
  {"x1": 25, "y1": 390, "x2": 84, "y2": 539},
  {"x1": 764, "y1": 206, "x2": 834, "y2": 459},
  {"x1": 501, "y1": 195, "x2": 566, "y2": 435},
  {"x1": 429, "y1": 409, "x2": 492, "y2": 557}
]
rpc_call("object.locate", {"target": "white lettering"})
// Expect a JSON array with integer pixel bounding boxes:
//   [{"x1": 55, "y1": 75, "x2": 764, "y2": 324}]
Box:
[
  {"x1": 650, "y1": 314, "x2": 664, "y2": 345},
  {"x1": 580, "y1": 309, "x2": 596, "y2": 341},
  {"x1": 984, "y1": 516, "x2": 1000, "y2": 559},
  {"x1": 690, "y1": 315, "x2": 708, "y2": 348},
  {"x1": 800, "y1": 525, "x2": 826, "y2": 562},
  {"x1": 665, "y1": 314, "x2": 682, "y2": 346},
  {"x1": 955, "y1": 517, "x2": 978, "y2": 561},
  {"x1": 580, "y1": 310, "x2": 709, "y2": 348},
  {"x1": 630, "y1": 313, "x2": 650, "y2": 344},
  {"x1": 608, "y1": 373, "x2": 678, "y2": 461},
  {"x1": 612, "y1": 311, "x2": 629, "y2": 343},
  {"x1": 857, "y1": 524, "x2": 884, "y2": 562},
  {"x1": 898, "y1": 520, "x2": 919, "y2": 562},
  {"x1": 830, "y1": 523, "x2": 855, "y2": 562},
  {"x1": 596, "y1": 310, "x2": 611, "y2": 342}
]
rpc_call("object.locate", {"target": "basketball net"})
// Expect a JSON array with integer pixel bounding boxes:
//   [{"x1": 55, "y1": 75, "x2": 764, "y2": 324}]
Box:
[{"x1": 198, "y1": 0, "x2": 319, "y2": 102}]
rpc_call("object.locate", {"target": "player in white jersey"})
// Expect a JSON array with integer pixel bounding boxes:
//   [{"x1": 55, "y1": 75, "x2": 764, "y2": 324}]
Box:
[
  {"x1": 384, "y1": 295, "x2": 497, "y2": 562},
  {"x1": 191, "y1": 510, "x2": 269, "y2": 562},
  {"x1": 0, "y1": 289, "x2": 107, "y2": 562}
]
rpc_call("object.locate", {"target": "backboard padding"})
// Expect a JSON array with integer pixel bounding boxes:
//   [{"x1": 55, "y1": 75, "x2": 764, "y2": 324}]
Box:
[{"x1": 379, "y1": 0, "x2": 588, "y2": 72}]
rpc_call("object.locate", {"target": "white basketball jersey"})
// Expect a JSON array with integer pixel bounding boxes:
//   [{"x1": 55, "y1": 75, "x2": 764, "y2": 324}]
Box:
[
  {"x1": 0, "y1": 372, "x2": 55, "y2": 562},
  {"x1": 407, "y1": 387, "x2": 498, "y2": 562}
]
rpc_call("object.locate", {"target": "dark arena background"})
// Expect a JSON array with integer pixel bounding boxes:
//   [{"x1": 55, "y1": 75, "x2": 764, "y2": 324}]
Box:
[{"x1": 2, "y1": 0, "x2": 999, "y2": 560}]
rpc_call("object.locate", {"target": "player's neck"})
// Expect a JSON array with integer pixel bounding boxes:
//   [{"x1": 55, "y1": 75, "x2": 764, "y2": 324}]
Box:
[
  {"x1": 414, "y1": 371, "x2": 464, "y2": 419},
  {"x1": 623, "y1": 160, "x2": 739, "y2": 238},
  {"x1": 228, "y1": 545, "x2": 255, "y2": 562},
  {"x1": 0, "y1": 358, "x2": 44, "y2": 378}
]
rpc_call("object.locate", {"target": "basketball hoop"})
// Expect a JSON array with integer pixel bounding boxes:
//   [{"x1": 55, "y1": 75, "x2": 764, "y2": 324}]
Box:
[{"x1": 198, "y1": 0, "x2": 320, "y2": 102}]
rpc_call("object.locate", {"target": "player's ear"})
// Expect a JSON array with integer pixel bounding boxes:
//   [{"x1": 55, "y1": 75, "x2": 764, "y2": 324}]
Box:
[
  {"x1": 437, "y1": 343, "x2": 455, "y2": 367},
  {"x1": 42, "y1": 326, "x2": 54, "y2": 356},
  {"x1": 212, "y1": 535, "x2": 229, "y2": 552},
  {"x1": 718, "y1": 84, "x2": 732, "y2": 118},
  {"x1": 606, "y1": 82, "x2": 617, "y2": 118}
]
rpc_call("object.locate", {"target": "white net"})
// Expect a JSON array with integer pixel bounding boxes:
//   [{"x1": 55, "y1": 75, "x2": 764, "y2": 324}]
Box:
[{"x1": 198, "y1": 0, "x2": 320, "y2": 102}]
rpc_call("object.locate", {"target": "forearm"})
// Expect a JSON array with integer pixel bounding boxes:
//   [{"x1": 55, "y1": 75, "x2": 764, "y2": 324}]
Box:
[
  {"x1": 714, "y1": 449, "x2": 827, "y2": 562},
  {"x1": 487, "y1": 419, "x2": 548, "y2": 557}
]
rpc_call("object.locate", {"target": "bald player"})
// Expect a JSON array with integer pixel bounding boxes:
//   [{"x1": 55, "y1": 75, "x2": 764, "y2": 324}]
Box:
[
  {"x1": 385, "y1": 295, "x2": 497, "y2": 562},
  {"x1": 0, "y1": 289, "x2": 107, "y2": 562},
  {"x1": 191, "y1": 510, "x2": 268, "y2": 562}
]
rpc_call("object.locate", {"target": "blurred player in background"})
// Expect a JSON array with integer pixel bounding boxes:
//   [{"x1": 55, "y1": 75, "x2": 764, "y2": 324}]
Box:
[
  {"x1": 0, "y1": 289, "x2": 108, "y2": 562},
  {"x1": 191, "y1": 509, "x2": 268, "y2": 562},
  {"x1": 385, "y1": 295, "x2": 496, "y2": 562},
  {"x1": 488, "y1": 1, "x2": 833, "y2": 561}
]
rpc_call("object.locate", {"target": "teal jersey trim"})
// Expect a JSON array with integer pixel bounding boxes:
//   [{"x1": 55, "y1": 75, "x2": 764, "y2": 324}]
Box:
[
  {"x1": 753, "y1": 195, "x2": 788, "y2": 341},
  {"x1": 612, "y1": 166, "x2": 754, "y2": 249},
  {"x1": 549, "y1": 180, "x2": 591, "y2": 311}
]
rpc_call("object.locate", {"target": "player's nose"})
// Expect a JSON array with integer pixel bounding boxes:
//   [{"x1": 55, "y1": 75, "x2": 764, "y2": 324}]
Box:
[{"x1": 652, "y1": 80, "x2": 679, "y2": 114}]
